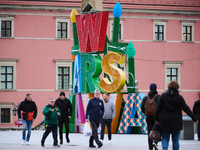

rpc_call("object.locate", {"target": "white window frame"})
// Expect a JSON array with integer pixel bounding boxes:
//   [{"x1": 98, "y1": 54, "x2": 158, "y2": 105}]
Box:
[
  {"x1": 152, "y1": 20, "x2": 167, "y2": 41},
  {"x1": 55, "y1": 17, "x2": 70, "y2": 39},
  {"x1": 181, "y1": 21, "x2": 195, "y2": 42},
  {"x1": 0, "y1": 15, "x2": 15, "y2": 38},
  {"x1": 110, "y1": 19, "x2": 124, "y2": 41},
  {"x1": 54, "y1": 60, "x2": 72, "y2": 91},
  {"x1": 0, "y1": 103, "x2": 14, "y2": 124},
  {"x1": 163, "y1": 61, "x2": 183, "y2": 90},
  {"x1": 0, "y1": 59, "x2": 18, "y2": 91}
]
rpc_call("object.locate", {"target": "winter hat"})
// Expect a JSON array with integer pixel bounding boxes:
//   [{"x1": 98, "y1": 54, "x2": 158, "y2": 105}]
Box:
[
  {"x1": 150, "y1": 83, "x2": 157, "y2": 90},
  {"x1": 60, "y1": 92, "x2": 65, "y2": 97}
]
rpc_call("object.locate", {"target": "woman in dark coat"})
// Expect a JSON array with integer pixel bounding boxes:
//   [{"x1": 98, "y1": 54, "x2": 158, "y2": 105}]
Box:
[{"x1": 154, "y1": 81, "x2": 198, "y2": 150}]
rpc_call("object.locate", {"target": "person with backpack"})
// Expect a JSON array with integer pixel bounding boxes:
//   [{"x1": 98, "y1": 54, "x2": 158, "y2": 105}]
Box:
[{"x1": 141, "y1": 83, "x2": 160, "y2": 150}]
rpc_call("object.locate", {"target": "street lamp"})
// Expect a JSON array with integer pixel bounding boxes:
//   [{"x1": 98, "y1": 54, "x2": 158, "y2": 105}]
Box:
[{"x1": 12, "y1": 107, "x2": 17, "y2": 116}]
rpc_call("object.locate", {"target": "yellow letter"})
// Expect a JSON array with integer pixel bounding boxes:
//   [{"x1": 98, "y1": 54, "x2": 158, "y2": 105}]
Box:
[{"x1": 99, "y1": 52, "x2": 126, "y2": 92}]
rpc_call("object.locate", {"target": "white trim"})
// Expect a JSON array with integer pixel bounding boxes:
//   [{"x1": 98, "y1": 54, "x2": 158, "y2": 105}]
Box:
[
  {"x1": 0, "y1": 104, "x2": 13, "y2": 124},
  {"x1": 164, "y1": 62, "x2": 182, "y2": 90},
  {"x1": 110, "y1": 19, "x2": 124, "y2": 41},
  {"x1": 0, "y1": 61, "x2": 17, "y2": 90},
  {"x1": 55, "y1": 18, "x2": 70, "y2": 39},
  {"x1": 139, "y1": 89, "x2": 200, "y2": 92},
  {"x1": 181, "y1": 21, "x2": 195, "y2": 42},
  {"x1": 55, "y1": 60, "x2": 72, "y2": 90},
  {"x1": 0, "y1": 16, "x2": 14, "y2": 38},
  {"x1": 153, "y1": 20, "x2": 167, "y2": 41}
]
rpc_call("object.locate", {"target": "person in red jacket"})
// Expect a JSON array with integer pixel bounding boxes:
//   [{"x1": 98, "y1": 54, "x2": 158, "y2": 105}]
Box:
[{"x1": 18, "y1": 93, "x2": 37, "y2": 145}]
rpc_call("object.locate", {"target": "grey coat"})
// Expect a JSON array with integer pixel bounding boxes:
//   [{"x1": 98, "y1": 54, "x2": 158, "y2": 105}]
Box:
[{"x1": 102, "y1": 100, "x2": 116, "y2": 119}]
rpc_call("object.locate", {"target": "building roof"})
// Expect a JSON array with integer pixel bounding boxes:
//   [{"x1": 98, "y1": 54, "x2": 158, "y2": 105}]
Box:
[{"x1": 0, "y1": 0, "x2": 200, "y2": 12}]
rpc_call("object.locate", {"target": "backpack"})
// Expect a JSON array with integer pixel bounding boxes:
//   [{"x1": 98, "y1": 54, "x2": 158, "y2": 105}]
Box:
[{"x1": 144, "y1": 94, "x2": 157, "y2": 116}]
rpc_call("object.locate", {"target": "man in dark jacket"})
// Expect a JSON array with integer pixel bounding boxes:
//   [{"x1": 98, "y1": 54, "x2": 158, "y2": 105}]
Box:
[
  {"x1": 41, "y1": 98, "x2": 61, "y2": 147},
  {"x1": 55, "y1": 92, "x2": 72, "y2": 144},
  {"x1": 141, "y1": 83, "x2": 160, "y2": 150},
  {"x1": 18, "y1": 93, "x2": 37, "y2": 145},
  {"x1": 193, "y1": 95, "x2": 200, "y2": 141},
  {"x1": 86, "y1": 89, "x2": 104, "y2": 148}
]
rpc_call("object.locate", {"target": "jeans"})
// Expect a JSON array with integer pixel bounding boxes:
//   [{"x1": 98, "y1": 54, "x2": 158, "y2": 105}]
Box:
[
  {"x1": 197, "y1": 121, "x2": 200, "y2": 138},
  {"x1": 162, "y1": 131, "x2": 180, "y2": 150},
  {"x1": 58, "y1": 118, "x2": 69, "y2": 141},
  {"x1": 89, "y1": 119, "x2": 101, "y2": 145},
  {"x1": 41, "y1": 124, "x2": 58, "y2": 145},
  {"x1": 100, "y1": 119, "x2": 112, "y2": 140},
  {"x1": 22, "y1": 119, "x2": 33, "y2": 141}
]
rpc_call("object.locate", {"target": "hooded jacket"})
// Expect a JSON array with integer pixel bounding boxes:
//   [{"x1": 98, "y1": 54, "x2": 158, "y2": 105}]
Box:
[
  {"x1": 18, "y1": 98, "x2": 37, "y2": 120},
  {"x1": 193, "y1": 99, "x2": 200, "y2": 120},
  {"x1": 55, "y1": 97, "x2": 72, "y2": 120},
  {"x1": 43, "y1": 104, "x2": 61, "y2": 125},
  {"x1": 141, "y1": 90, "x2": 160, "y2": 120},
  {"x1": 154, "y1": 89, "x2": 197, "y2": 132}
]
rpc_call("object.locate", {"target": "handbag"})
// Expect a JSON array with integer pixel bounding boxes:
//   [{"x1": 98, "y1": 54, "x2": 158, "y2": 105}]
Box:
[
  {"x1": 149, "y1": 123, "x2": 162, "y2": 142},
  {"x1": 83, "y1": 122, "x2": 92, "y2": 136}
]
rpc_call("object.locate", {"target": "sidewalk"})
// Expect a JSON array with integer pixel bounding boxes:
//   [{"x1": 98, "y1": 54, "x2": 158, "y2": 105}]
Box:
[{"x1": 0, "y1": 130, "x2": 199, "y2": 150}]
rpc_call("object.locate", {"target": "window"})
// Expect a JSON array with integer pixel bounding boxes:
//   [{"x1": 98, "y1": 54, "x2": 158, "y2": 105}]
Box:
[
  {"x1": 163, "y1": 61, "x2": 182, "y2": 90},
  {"x1": 0, "y1": 103, "x2": 13, "y2": 124},
  {"x1": 0, "y1": 15, "x2": 15, "y2": 38},
  {"x1": 152, "y1": 20, "x2": 167, "y2": 41},
  {"x1": 181, "y1": 21, "x2": 195, "y2": 42},
  {"x1": 55, "y1": 17, "x2": 70, "y2": 39},
  {"x1": 1, "y1": 108, "x2": 10, "y2": 123},
  {"x1": 58, "y1": 67, "x2": 70, "y2": 89},
  {"x1": 57, "y1": 22, "x2": 68, "y2": 38},
  {"x1": 166, "y1": 68, "x2": 178, "y2": 84},
  {"x1": 155, "y1": 25, "x2": 164, "y2": 41},
  {"x1": 54, "y1": 60, "x2": 72, "y2": 90},
  {"x1": 1, "y1": 66, "x2": 13, "y2": 89},
  {"x1": 110, "y1": 19, "x2": 124, "y2": 40},
  {"x1": 0, "y1": 59, "x2": 18, "y2": 90}
]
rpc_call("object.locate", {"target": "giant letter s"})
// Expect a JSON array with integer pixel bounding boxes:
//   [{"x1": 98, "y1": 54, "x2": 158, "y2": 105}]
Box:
[{"x1": 99, "y1": 52, "x2": 126, "y2": 92}]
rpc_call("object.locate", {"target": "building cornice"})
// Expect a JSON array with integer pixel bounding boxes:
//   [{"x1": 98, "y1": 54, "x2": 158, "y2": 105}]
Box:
[{"x1": 0, "y1": 4, "x2": 200, "y2": 16}]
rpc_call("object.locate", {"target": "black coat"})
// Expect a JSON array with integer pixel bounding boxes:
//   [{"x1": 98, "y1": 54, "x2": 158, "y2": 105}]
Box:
[
  {"x1": 18, "y1": 98, "x2": 37, "y2": 119},
  {"x1": 141, "y1": 90, "x2": 160, "y2": 120},
  {"x1": 193, "y1": 99, "x2": 200, "y2": 121},
  {"x1": 55, "y1": 97, "x2": 72, "y2": 120},
  {"x1": 154, "y1": 89, "x2": 197, "y2": 132}
]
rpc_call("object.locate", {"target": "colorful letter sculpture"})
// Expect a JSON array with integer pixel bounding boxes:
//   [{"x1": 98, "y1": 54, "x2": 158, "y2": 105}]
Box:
[
  {"x1": 118, "y1": 93, "x2": 147, "y2": 134},
  {"x1": 81, "y1": 54, "x2": 102, "y2": 93},
  {"x1": 99, "y1": 52, "x2": 126, "y2": 92},
  {"x1": 75, "y1": 12, "x2": 109, "y2": 53},
  {"x1": 69, "y1": 1, "x2": 147, "y2": 134}
]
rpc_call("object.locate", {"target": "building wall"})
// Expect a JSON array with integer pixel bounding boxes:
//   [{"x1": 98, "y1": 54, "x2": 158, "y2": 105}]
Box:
[{"x1": 0, "y1": 3, "x2": 200, "y2": 127}]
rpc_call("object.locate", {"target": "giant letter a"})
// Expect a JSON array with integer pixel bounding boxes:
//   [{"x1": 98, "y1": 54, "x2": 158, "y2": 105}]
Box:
[{"x1": 75, "y1": 12, "x2": 109, "y2": 53}]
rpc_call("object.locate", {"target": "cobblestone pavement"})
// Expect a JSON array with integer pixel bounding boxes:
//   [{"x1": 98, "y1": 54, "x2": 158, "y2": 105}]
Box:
[{"x1": 0, "y1": 130, "x2": 199, "y2": 150}]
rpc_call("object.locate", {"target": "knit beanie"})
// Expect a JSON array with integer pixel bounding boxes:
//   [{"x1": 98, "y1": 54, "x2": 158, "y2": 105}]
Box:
[{"x1": 150, "y1": 83, "x2": 157, "y2": 90}]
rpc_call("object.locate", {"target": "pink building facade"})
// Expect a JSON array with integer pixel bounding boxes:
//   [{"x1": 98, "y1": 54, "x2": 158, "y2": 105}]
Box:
[{"x1": 0, "y1": 0, "x2": 200, "y2": 128}]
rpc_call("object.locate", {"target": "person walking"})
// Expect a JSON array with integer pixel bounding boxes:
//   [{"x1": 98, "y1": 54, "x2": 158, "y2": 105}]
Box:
[
  {"x1": 193, "y1": 95, "x2": 200, "y2": 141},
  {"x1": 100, "y1": 93, "x2": 116, "y2": 144},
  {"x1": 18, "y1": 93, "x2": 37, "y2": 145},
  {"x1": 154, "y1": 81, "x2": 198, "y2": 150},
  {"x1": 86, "y1": 89, "x2": 104, "y2": 148},
  {"x1": 55, "y1": 92, "x2": 72, "y2": 144},
  {"x1": 141, "y1": 83, "x2": 160, "y2": 150},
  {"x1": 41, "y1": 98, "x2": 61, "y2": 147}
]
